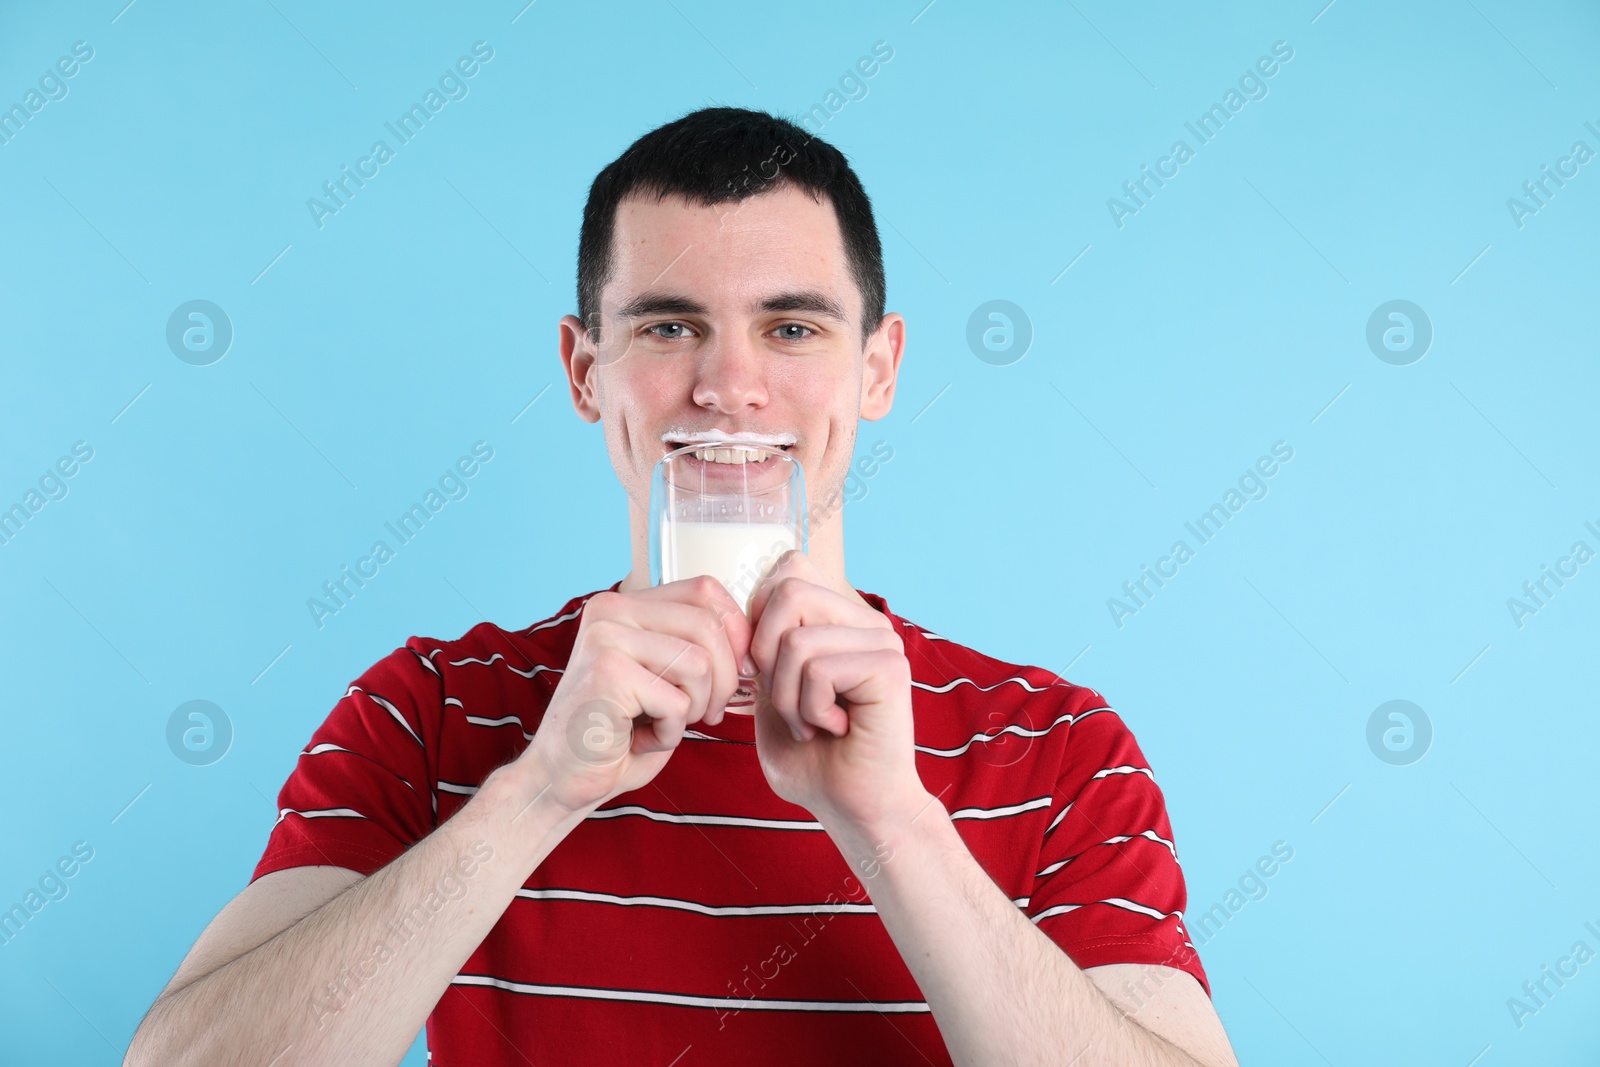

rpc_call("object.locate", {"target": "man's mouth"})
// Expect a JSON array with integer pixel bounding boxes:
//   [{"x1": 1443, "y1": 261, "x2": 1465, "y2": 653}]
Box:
[{"x1": 662, "y1": 432, "x2": 796, "y2": 465}]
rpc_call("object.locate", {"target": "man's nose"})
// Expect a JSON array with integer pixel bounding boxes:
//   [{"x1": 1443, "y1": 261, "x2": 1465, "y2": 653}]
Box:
[{"x1": 691, "y1": 332, "x2": 768, "y2": 412}]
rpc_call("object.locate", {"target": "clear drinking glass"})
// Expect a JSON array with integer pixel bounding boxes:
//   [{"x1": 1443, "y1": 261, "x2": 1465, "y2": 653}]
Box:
[{"x1": 649, "y1": 442, "x2": 807, "y2": 707}]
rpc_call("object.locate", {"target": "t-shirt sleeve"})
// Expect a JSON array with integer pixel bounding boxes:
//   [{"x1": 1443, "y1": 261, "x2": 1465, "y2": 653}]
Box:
[
  {"x1": 250, "y1": 639, "x2": 442, "y2": 882},
  {"x1": 1024, "y1": 691, "x2": 1210, "y2": 997}
]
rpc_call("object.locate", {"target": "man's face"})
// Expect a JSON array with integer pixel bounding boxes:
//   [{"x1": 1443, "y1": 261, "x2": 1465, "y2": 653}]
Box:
[{"x1": 559, "y1": 183, "x2": 900, "y2": 519}]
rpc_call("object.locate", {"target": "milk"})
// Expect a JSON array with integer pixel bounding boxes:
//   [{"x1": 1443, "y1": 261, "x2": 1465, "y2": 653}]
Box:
[{"x1": 662, "y1": 520, "x2": 797, "y2": 616}]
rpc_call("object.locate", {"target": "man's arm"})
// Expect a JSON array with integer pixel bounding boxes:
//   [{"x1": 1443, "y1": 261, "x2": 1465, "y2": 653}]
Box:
[
  {"x1": 824, "y1": 807, "x2": 1238, "y2": 1067},
  {"x1": 148, "y1": 865, "x2": 364, "y2": 1011},
  {"x1": 742, "y1": 554, "x2": 1238, "y2": 1067},
  {"x1": 126, "y1": 759, "x2": 583, "y2": 1066},
  {"x1": 129, "y1": 577, "x2": 759, "y2": 1066}
]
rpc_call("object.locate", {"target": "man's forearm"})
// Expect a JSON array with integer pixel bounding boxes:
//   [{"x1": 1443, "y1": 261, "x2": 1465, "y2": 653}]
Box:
[
  {"x1": 127, "y1": 760, "x2": 586, "y2": 1067},
  {"x1": 824, "y1": 803, "x2": 1215, "y2": 1067}
]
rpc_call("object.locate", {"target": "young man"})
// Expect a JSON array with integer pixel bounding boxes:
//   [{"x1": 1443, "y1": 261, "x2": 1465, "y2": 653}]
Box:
[{"x1": 129, "y1": 108, "x2": 1238, "y2": 1066}]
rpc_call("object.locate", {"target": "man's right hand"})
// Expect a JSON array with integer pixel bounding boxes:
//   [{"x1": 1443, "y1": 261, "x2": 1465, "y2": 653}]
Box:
[{"x1": 520, "y1": 576, "x2": 753, "y2": 815}]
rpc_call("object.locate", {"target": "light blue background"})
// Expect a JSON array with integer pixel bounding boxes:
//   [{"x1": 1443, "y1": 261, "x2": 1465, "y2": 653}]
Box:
[{"x1": 3, "y1": 0, "x2": 1597, "y2": 1063}]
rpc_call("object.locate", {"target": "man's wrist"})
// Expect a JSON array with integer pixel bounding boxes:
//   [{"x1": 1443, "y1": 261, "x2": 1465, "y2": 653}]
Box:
[
  {"x1": 481, "y1": 752, "x2": 594, "y2": 831},
  {"x1": 818, "y1": 784, "x2": 946, "y2": 881}
]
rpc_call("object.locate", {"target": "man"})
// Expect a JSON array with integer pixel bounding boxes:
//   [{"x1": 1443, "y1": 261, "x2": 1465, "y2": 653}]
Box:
[{"x1": 128, "y1": 107, "x2": 1238, "y2": 1066}]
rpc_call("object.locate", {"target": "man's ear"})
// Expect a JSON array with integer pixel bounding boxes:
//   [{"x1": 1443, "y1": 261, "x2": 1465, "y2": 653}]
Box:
[
  {"x1": 860, "y1": 313, "x2": 904, "y2": 422},
  {"x1": 558, "y1": 313, "x2": 601, "y2": 423}
]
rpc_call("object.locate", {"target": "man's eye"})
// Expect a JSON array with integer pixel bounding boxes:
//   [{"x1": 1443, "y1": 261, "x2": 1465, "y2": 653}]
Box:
[
  {"x1": 775, "y1": 323, "x2": 814, "y2": 341},
  {"x1": 646, "y1": 323, "x2": 691, "y2": 340}
]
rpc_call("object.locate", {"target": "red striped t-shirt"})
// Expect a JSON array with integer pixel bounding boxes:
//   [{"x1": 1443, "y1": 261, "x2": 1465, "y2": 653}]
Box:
[{"x1": 253, "y1": 582, "x2": 1209, "y2": 1065}]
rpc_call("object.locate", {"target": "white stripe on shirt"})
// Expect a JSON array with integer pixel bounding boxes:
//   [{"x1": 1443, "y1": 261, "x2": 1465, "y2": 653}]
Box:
[
  {"x1": 451, "y1": 973, "x2": 931, "y2": 1014},
  {"x1": 1032, "y1": 897, "x2": 1181, "y2": 924}
]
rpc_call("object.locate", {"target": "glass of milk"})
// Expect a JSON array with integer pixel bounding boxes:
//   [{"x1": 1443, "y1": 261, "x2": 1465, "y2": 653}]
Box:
[{"x1": 648, "y1": 441, "x2": 807, "y2": 619}]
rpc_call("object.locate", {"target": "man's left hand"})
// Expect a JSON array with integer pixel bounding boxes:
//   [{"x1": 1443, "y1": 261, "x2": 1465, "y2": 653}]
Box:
[{"x1": 746, "y1": 551, "x2": 930, "y2": 831}]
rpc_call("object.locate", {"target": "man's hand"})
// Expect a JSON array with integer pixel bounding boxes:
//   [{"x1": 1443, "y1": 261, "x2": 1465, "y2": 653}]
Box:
[
  {"x1": 746, "y1": 550, "x2": 929, "y2": 830},
  {"x1": 522, "y1": 575, "x2": 752, "y2": 815}
]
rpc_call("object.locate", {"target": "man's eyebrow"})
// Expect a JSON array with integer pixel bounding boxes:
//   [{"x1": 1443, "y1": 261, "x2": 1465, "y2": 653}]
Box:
[
  {"x1": 614, "y1": 292, "x2": 706, "y2": 319},
  {"x1": 756, "y1": 290, "x2": 849, "y2": 323},
  {"x1": 614, "y1": 290, "x2": 849, "y2": 324}
]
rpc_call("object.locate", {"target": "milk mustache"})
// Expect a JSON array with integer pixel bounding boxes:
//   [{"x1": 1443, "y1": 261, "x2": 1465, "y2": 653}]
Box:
[{"x1": 662, "y1": 520, "x2": 797, "y2": 616}]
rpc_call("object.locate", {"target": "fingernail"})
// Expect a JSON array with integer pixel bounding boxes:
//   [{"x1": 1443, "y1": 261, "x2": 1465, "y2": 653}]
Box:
[
  {"x1": 742, "y1": 655, "x2": 757, "y2": 676},
  {"x1": 791, "y1": 724, "x2": 804, "y2": 742}
]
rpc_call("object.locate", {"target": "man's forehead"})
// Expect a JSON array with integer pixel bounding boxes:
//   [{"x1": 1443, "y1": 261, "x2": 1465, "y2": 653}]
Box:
[
  {"x1": 612, "y1": 185, "x2": 841, "y2": 260},
  {"x1": 606, "y1": 187, "x2": 856, "y2": 321}
]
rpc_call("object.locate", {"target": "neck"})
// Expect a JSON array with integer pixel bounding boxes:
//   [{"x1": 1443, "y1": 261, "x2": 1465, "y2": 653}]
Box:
[{"x1": 616, "y1": 494, "x2": 867, "y2": 610}]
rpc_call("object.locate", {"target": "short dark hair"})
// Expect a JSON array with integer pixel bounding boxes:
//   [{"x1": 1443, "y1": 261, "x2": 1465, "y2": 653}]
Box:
[{"x1": 577, "y1": 106, "x2": 885, "y2": 348}]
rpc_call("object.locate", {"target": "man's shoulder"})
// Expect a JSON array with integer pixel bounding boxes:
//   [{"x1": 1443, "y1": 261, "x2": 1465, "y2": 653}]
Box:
[
  {"x1": 879, "y1": 603, "x2": 1152, "y2": 800},
  {"x1": 378, "y1": 585, "x2": 606, "y2": 692},
  {"x1": 878, "y1": 599, "x2": 1114, "y2": 731}
]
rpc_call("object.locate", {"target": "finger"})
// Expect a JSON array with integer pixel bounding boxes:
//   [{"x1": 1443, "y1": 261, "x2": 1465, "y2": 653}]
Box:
[
  {"x1": 805, "y1": 632, "x2": 900, "y2": 737},
  {"x1": 747, "y1": 549, "x2": 820, "y2": 632},
  {"x1": 632, "y1": 698, "x2": 689, "y2": 754},
  {"x1": 629, "y1": 576, "x2": 753, "y2": 693},
  {"x1": 586, "y1": 621, "x2": 713, "y2": 728},
  {"x1": 584, "y1": 586, "x2": 741, "y2": 720},
  {"x1": 592, "y1": 655, "x2": 691, "y2": 755},
  {"x1": 802, "y1": 631, "x2": 901, "y2": 738},
  {"x1": 600, "y1": 647, "x2": 698, "y2": 753},
  {"x1": 748, "y1": 557, "x2": 890, "y2": 679},
  {"x1": 749, "y1": 574, "x2": 816, "y2": 682},
  {"x1": 556, "y1": 648, "x2": 695, "y2": 764},
  {"x1": 767, "y1": 625, "x2": 898, "y2": 738},
  {"x1": 796, "y1": 650, "x2": 902, "y2": 736}
]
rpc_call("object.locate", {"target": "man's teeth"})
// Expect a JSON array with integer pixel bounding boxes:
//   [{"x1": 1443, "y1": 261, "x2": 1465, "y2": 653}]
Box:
[{"x1": 689, "y1": 445, "x2": 773, "y2": 463}]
